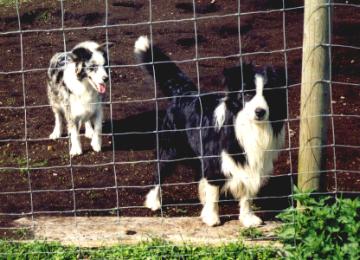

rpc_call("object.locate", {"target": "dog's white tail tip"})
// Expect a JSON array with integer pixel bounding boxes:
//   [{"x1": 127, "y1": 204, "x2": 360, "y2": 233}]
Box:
[{"x1": 134, "y1": 36, "x2": 150, "y2": 54}]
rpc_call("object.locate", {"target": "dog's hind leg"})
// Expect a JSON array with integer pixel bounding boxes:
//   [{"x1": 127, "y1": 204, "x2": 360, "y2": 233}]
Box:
[
  {"x1": 199, "y1": 178, "x2": 221, "y2": 226},
  {"x1": 145, "y1": 115, "x2": 182, "y2": 212},
  {"x1": 49, "y1": 109, "x2": 63, "y2": 139},
  {"x1": 144, "y1": 143, "x2": 177, "y2": 211},
  {"x1": 144, "y1": 157, "x2": 171, "y2": 212},
  {"x1": 90, "y1": 109, "x2": 102, "y2": 152}
]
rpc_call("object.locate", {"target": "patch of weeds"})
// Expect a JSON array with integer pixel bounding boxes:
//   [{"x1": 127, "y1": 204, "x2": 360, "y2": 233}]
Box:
[
  {"x1": 12, "y1": 227, "x2": 33, "y2": 240},
  {"x1": 174, "y1": 207, "x2": 188, "y2": 214},
  {"x1": 86, "y1": 190, "x2": 100, "y2": 200},
  {"x1": 239, "y1": 227, "x2": 264, "y2": 239},
  {"x1": 0, "y1": 151, "x2": 47, "y2": 177},
  {"x1": 61, "y1": 152, "x2": 69, "y2": 163},
  {"x1": 5, "y1": 97, "x2": 16, "y2": 106},
  {"x1": 38, "y1": 10, "x2": 51, "y2": 23},
  {"x1": 0, "y1": 0, "x2": 30, "y2": 7},
  {"x1": 17, "y1": 157, "x2": 48, "y2": 175},
  {"x1": 277, "y1": 187, "x2": 360, "y2": 259}
]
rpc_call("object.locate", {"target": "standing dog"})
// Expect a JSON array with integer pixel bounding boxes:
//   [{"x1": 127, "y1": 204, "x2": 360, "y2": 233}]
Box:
[
  {"x1": 47, "y1": 41, "x2": 113, "y2": 156},
  {"x1": 135, "y1": 36, "x2": 287, "y2": 227}
]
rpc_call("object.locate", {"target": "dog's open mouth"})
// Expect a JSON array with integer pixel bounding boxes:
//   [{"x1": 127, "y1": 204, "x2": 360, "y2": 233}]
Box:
[
  {"x1": 89, "y1": 78, "x2": 106, "y2": 94},
  {"x1": 97, "y1": 83, "x2": 106, "y2": 94}
]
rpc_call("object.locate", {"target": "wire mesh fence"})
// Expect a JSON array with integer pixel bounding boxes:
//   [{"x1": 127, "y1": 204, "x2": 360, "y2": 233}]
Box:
[{"x1": 0, "y1": 0, "x2": 359, "y2": 254}]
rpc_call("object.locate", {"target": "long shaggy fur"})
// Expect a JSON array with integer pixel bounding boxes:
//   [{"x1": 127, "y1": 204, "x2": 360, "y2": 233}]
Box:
[
  {"x1": 135, "y1": 36, "x2": 287, "y2": 227},
  {"x1": 47, "y1": 41, "x2": 113, "y2": 156}
]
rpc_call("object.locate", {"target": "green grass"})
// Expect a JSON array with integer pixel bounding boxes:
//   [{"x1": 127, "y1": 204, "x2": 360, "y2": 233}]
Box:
[{"x1": 0, "y1": 239, "x2": 280, "y2": 259}]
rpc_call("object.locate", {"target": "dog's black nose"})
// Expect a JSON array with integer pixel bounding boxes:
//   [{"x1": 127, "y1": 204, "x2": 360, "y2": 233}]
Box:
[
  {"x1": 255, "y1": 108, "x2": 266, "y2": 119},
  {"x1": 103, "y1": 76, "x2": 109, "y2": 83}
]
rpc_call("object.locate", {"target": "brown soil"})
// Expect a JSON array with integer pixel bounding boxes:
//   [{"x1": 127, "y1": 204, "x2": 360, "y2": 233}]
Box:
[{"x1": 0, "y1": 0, "x2": 359, "y2": 237}]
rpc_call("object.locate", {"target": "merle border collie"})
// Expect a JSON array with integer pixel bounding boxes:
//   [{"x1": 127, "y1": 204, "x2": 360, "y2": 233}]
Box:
[
  {"x1": 47, "y1": 41, "x2": 113, "y2": 156},
  {"x1": 134, "y1": 36, "x2": 287, "y2": 227}
]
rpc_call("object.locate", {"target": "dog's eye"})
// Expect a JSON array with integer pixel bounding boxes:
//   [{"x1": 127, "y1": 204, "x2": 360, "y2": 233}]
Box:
[
  {"x1": 243, "y1": 92, "x2": 254, "y2": 102},
  {"x1": 88, "y1": 65, "x2": 99, "y2": 72}
]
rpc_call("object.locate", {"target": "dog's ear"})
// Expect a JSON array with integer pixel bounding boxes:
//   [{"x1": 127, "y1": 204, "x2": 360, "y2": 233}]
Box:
[
  {"x1": 67, "y1": 53, "x2": 77, "y2": 62},
  {"x1": 97, "y1": 42, "x2": 114, "y2": 53},
  {"x1": 75, "y1": 62, "x2": 83, "y2": 75},
  {"x1": 71, "y1": 47, "x2": 92, "y2": 62},
  {"x1": 222, "y1": 66, "x2": 242, "y2": 92},
  {"x1": 265, "y1": 66, "x2": 286, "y2": 87},
  {"x1": 66, "y1": 53, "x2": 82, "y2": 74},
  {"x1": 223, "y1": 63, "x2": 256, "y2": 92}
]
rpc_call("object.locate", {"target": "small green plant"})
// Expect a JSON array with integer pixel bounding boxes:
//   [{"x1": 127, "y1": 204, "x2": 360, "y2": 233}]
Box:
[
  {"x1": 17, "y1": 157, "x2": 48, "y2": 175},
  {"x1": 0, "y1": 151, "x2": 48, "y2": 178},
  {"x1": 174, "y1": 207, "x2": 188, "y2": 214},
  {"x1": 5, "y1": 97, "x2": 16, "y2": 106},
  {"x1": 13, "y1": 228, "x2": 32, "y2": 240},
  {"x1": 239, "y1": 227, "x2": 263, "y2": 239},
  {"x1": 38, "y1": 10, "x2": 51, "y2": 23},
  {"x1": 277, "y1": 187, "x2": 360, "y2": 259}
]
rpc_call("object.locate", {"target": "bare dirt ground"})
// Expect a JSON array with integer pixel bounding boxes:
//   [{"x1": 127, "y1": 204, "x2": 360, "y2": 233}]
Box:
[
  {"x1": 0, "y1": 0, "x2": 359, "y2": 239},
  {"x1": 14, "y1": 217, "x2": 281, "y2": 247}
]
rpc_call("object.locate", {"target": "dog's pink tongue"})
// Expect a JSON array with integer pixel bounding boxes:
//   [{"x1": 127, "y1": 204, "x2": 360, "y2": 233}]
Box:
[{"x1": 98, "y1": 84, "x2": 106, "y2": 94}]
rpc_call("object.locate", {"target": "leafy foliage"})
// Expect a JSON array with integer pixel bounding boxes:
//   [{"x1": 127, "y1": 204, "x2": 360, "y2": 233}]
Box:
[
  {"x1": 0, "y1": 239, "x2": 279, "y2": 259},
  {"x1": 277, "y1": 188, "x2": 360, "y2": 260}
]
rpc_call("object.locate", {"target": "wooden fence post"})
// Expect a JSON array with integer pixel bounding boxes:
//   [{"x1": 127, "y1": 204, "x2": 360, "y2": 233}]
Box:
[{"x1": 298, "y1": 0, "x2": 331, "y2": 192}]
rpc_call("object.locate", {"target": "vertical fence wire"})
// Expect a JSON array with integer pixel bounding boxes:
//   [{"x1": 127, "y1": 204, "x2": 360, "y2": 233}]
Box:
[
  {"x1": 15, "y1": 0, "x2": 34, "y2": 230},
  {"x1": 59, "y1": 0, "x2": 78, "y2": 220},
  {"x1": 327, "y1": 1, "x2": 338, "y2": 198},
  {"x1": 104, "y1": 0, "x2": 121, "y2": 221},
  {"x1": 149, "y1": 0, "x2": 165, "y2": 218},
  {"x1": 191, "y1": 0, "x2": 206, "y2": 185},
  {"x1": 282, "y1": 0, "x2": 297, "y2": 248}
]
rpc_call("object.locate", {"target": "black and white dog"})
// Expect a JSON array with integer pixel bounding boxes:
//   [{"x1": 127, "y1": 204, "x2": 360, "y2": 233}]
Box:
[
  {"x1": 134, "y1": 36, "x2": 287, "y2": 227},
  {"x1": 47, "y1": 41, "x2": 113, "y2": 156}
]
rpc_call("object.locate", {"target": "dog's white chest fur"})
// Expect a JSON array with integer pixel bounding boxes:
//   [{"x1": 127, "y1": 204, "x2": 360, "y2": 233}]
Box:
[
  {"x1": 69, "y1": 90, "x2": 99, "y2": 121},
  {"x1": 221, "y1": 115, "x2": 284, "y2": 199},
  {"x1": 62, "y1": 64, "x2": 100, "y2": 121}
]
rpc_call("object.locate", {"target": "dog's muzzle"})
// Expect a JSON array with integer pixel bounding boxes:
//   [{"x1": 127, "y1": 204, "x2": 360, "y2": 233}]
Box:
[{"x1": 255, "y1": 108, "x2": 266, "y2": 121}]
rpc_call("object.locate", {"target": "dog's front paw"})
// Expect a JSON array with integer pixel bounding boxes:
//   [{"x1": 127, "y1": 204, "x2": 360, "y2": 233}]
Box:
[
  {"x1": 49, "y1": 130, "x2": 61, "y2": 140},
  {"x1": 239, "y1": 214, "x2": 263, "y2": 228},
  {"x1": 201, "y1": 206, "x2": 220, "y2": 227},
  {"x1": 70, "y1": 144, "x2": 82, "y2": 156},
  {"x1": 91, "y1": 136, "x2": 101, "y2": 152}
]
